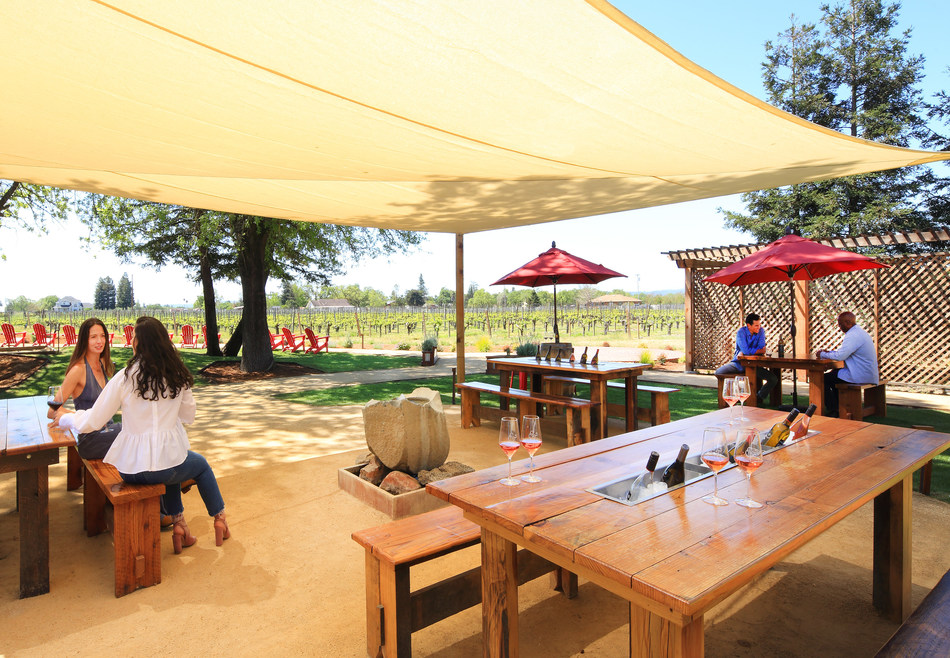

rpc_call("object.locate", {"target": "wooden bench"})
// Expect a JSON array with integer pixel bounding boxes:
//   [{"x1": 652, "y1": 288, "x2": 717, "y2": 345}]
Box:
[
  {"x1": 81, "y1": 458, "x2": 166, "y2": 597},
  {"x1": 543, "y1": 376, "x2": 679, "y2": 426},
  {"x1": 877, "y1": 569, "x2": 950, "y2": 656},
  {"x1": 352, "y1": 505, "x2": 576, "y2": 658},
  {"x1": 456, "y1": 381, "x2": 598, "y2": 446},
  {"x1": 837, "y1": 381, "x2": 887, "y2": 420}
]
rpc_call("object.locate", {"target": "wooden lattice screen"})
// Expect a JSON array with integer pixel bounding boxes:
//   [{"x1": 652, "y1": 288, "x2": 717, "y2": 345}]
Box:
[{"x1": 682, "y1": 245, "x2": 950, "y2": 389}]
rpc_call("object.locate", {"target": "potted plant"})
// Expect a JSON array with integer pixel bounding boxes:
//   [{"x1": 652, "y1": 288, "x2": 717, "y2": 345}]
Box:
[{"x1": 420, "y1": 336, "x2": 439, "y2": 366}]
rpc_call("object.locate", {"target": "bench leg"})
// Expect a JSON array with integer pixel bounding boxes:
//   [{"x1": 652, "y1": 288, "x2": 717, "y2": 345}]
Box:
[
  {"x1": 550, "y1": 567, "x2": 578, "y2": 599},
  {"x1": 83, "y1": 467, "x2": 108, "y2": 535},
  {"x1": 112, "y1": 497, "x2": 161, "y2": 597},
  {"x1": 838, "y1": 387, "x2": 863, "y2": 421},
  {"x1": 460, "y1": 389, "x2": 480, "y2": 428},
  {"x1": 544, "y1": 380, "x2": 566, "y2": 415},
  {"x1": 649, "y1": 392, "x2": 671, "y2": 426},
  {"x1": 365, "y1": 551, "x2": 411, "y2": 658},
  {"x1": 66, "y1": 445, "x2": 83, "y2": 491},
  {"x1": 866, "y1": 385, "x2": 886, "y2": 417}
]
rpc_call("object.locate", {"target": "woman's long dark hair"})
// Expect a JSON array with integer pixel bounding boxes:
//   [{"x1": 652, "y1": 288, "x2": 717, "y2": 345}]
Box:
[
  {"x1": 126, "y1": 316, "x2": 194, "y2": 400},
  {"x1": 67, "y1": 317, "x2": 115, "y2": 377}
]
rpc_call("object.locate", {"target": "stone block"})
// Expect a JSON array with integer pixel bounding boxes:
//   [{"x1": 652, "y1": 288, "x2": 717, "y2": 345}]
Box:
[
  {"x1": 363, "y1": 387, "x2": 449, "y2": 473},
  {"x1": 417, "y1": 461, "x2": 475, "y2": 486},
  {"x1": 380, "y1": 471, "x2": 422, "y2": 495}
]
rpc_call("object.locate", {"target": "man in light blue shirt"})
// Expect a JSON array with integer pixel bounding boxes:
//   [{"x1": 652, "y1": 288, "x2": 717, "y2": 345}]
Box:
[
  {"x1": 817, "y1": 311, "x2": 879, "y2": 417},
  {"x1": 715, "y1": 313, "x2": 778, "y2": 403}
]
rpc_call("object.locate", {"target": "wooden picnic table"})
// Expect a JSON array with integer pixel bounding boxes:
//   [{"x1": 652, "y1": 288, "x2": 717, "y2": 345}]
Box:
[
  {"x1": 486, "y1": 356, "x2": 650, "y2": 438},
  {"x1": 0, "y1": 395, "x2": 74, "y2": 598},
  {"x1": 738, "y1": 354, "x2": 843, "y2": 415},
  {"x1": 427, "y1": 407, "x2": 950, "y2": 657}
]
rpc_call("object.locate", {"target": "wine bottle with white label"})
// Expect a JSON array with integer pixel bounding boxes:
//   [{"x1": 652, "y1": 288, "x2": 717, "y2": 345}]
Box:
[
  {"x1": 764, "y1": 409, "x2": 799, "y2": 447},
  {"x1": 627, "y1": 451, "x2": 660, "y2": 502}
]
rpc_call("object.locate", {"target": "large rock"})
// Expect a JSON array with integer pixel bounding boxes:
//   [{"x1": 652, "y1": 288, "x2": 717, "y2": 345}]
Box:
[
  {"x1": 417, "y1": 461, "x2": 475, "y2": 486},
  {"x1": 379, "y1": 471, "x2": 422, "y2": 495},
  {"x1": 358, "y1": 454, "x2": 390, "y2": 486},
  {"x1": 363, "y1": 387, "x2": 450, "y2": 473}
]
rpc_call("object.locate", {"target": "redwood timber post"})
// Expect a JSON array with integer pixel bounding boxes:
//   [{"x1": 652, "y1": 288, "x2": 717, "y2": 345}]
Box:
[
  {"x1": 456, "y1": 233, "x2": 465, "y2": 384},
  {"x1": 794, "y1": 280, "x2": 809, "y2": 380},
  {"x1": 684, "y1": 265, "x2": 694, "y2": 371},
  {"x1": 873, "y1": 270, "x2": 881, "y2": 363}
]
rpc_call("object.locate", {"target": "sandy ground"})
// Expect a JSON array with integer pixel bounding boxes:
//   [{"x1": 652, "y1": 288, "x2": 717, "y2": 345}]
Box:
[{"x1": 2, "y1": 368, "x2": 949, "y2": 657}]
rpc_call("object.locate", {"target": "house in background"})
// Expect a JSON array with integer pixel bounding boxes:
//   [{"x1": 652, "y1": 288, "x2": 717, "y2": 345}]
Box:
[
  {"x1": 55, "y1": 296, "x2": 87, "y2": 311},
  {"x1": 306, "y1": 298, "x2": 355, "y2": 310}
]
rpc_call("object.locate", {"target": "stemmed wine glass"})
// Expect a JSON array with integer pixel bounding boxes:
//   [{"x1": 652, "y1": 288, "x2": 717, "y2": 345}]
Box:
[
  {"x1": 734, "y1": 427, "x2": 764, "y2": 508},
  {"x1": 722, "y1": 377, "x2": 739, "y2": 424},
  {"x1": 701, "y1": 426, "x2": 729, "y2": 506},
  {"x1": 520, "y1": 415, "x2": 543, "y2": 483},
  {"x1": 498, "y1": 417, "x2": 521, "y2": 486},
  {"x1": 734, "y1": 376, "x2": 751, "y2": 421},
  {"x1": 47, "y1": 385, "x2": 63, "y2": 414}
]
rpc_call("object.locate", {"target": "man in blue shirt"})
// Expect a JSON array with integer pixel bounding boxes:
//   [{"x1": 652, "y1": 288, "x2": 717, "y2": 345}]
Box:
[
  {"x1": 817, "y1": 311, "x2": 879, "y2": 417},
  {"x1": 715, "y1": 313, "x2": 779, "y2": 403}
]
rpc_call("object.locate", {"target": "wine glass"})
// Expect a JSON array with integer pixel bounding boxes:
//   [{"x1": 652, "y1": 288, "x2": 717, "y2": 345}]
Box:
[
  {"x1": 701, "y1": 427, "x2": 729, "y2": 506},
  {"x1": 734, "y1": 428, "x2": 765, "y2": 508},
  {"x1": 498, "y1": 417, "x2": 521, "y2": 486},
  {"x1": 722, "y1": 377, "x2": 739, "y2": 424},
  {"x1": 47, "y1": 385, "x2": 64, "y2": 414},
  {"x1": 520, "y1": 415, "x2": 543, "y2": 483},
  {"x1": 734, "y1": 376, "x2": 751, "y2": 421}
]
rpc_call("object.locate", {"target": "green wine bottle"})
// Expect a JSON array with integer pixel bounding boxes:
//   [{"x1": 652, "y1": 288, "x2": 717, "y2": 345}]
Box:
[
  {"x1": 660, "y1": 444, "x2": 690, "y2": 488},
  {"x1": 764, "y1": 409, "x2": 799, "y2": 447}
]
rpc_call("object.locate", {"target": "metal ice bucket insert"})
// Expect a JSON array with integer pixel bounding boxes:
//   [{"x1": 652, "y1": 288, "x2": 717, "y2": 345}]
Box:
[{"x1": 588, "y1": 455, "x2": 717, "y2": 506}]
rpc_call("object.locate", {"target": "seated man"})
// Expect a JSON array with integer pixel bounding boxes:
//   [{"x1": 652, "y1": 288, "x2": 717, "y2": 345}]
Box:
[
  {"x1": 715, "y1": 313, "x2": 779, "y2": 403},
  {"x1": 816, "y1": 311, "x2": 879, "y2": 417}
]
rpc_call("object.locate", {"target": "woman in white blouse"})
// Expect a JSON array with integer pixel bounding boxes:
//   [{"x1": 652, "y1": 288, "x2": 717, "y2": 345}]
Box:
[{"x1": 56, "y1": 316, "x2": 229, "y2": 553}]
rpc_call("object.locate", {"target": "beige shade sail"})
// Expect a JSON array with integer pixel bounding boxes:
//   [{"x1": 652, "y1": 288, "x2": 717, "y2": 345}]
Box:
[{"x1": 2, "y1": 0, "x2": 947, "y2": 234}]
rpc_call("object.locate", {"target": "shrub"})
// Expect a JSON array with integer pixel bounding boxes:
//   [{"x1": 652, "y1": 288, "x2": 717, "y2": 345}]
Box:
[
  {"x1": 396, "y1": 341, "x2": 411, "y2": 351},
  {"x1": 421, "y1": 336, "x2": 438, "y2": 351},
  {"x1": 639, "y1": 349, "x2": 653, "y2": 364},
  {"x1": 503, "y1": 344, "x2": 512, "y2": 355},
  {"x1": 637, "y1": 341, "x2": 649, "y2": 349},
  {"x1": 657, "y1": 352, "x2": 667, "y2": 365},
  {"x1": 664, "y1": 344, "x2": 676, "y2": 351},
  {"x1": 343, "y1": 336, "x2": 354, "y2": 349},
  {"x1": 475, "y1": 336, "x2": 493, "y2": 352},
  {"x1": 515, "y1": 341, "x2": 539, "y2": 357}
]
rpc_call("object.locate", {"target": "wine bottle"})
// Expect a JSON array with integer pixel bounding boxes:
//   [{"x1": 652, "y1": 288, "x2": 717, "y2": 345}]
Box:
[
  {"x1": 764, "y1": 409, "x2": 799, "y2": 447},
  {"x1": 579, "y1": 347, "x2": 588, "y2": 365},
  {"x1": 789, "y1": 404, "x2": 817, "y2": 441},
  {"x1": 627, "y1": 451, "x2": 660, "y2": 502},
  {"x1": 569, "y1": 350, "x2": 575, "y2": 364},
  {"x1": 535, "y1": 347, "x2": 542, "y2": 362},
  {"x1": 728, "y1": 436, "x2": 749, "y2": 463},
  {"x1": 660, "y1": 444, "x2": 690, "y2": 488},
  {"x1": 590, "y1": 349, "x2": 600, "y2": 365},
  {"x1": 554, "y1": 348, "x2": 562, "y2": 363},
  {"x1": 777, "y1": 338, "x2": 786, "y2": 358},
  {"x1": 543, "y1": 345, "x2": 552, "y2": 361}
]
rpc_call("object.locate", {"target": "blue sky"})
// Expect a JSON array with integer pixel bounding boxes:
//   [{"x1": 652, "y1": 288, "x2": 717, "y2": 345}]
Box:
[{"x1": 2, "y1": 0, "x2": 947, "y2": 306}]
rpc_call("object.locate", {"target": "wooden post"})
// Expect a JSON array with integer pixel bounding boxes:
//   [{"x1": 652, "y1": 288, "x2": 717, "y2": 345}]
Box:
[
  {"x1": 794, "y1": 279, "x2": 810, "y2": 381},
  {"x1": 683, "y1": 266, "x2": 694, "y2": 371},
  {"x1": 873, "y1": 269, "x2": 881, "y2": 364},
  {"x1": 456, "y1": 234, "x2": 466, "y2": 385}
]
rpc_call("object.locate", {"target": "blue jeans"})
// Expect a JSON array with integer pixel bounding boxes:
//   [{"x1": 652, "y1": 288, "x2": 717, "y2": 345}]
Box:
[{"x1": 121, "y1": 450, "x2": 225, "y2": 517}]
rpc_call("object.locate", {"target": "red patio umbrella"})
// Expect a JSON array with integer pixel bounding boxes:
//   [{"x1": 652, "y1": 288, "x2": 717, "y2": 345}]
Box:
[
  {"x1": 492, "y1": 242, "x2": 625, "y2": 343},
  {"x1": 704, "y1": 230, "x2": 887, "y2": 406}
]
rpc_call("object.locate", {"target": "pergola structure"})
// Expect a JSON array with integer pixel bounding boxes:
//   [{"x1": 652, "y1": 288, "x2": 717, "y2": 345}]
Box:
[
  {"x1": 3, "y1": 1, "x2": 949, "y2": 376},
  {"x1": 665, "y1": 229, "x2": 950, "y2": 388}
]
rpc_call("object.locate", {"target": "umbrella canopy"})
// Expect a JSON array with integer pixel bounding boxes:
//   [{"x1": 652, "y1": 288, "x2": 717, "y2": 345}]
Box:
[
  {"x1": 704, "y1": 231, "x2": 887, "y2": 407},
  {"x1": 704, "y1": 233, "x2": 887, "y2": 286},
  {"x1": 493, "y1": 242, "x2": 625, "y2": 342}
]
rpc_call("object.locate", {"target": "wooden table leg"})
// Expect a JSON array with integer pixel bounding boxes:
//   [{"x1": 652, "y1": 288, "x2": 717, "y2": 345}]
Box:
[
  {"x1": 742, "y1": 364, "x2": 759, "y2": 408},
  {"x1": 808, "y1": 369, "x2": 826, "y2": 416},
  {"x1": 17, "y1": 465, "x2": 51, "y2": 598},
  {"x1": 590, "y1": 381, "x2": 607, "y2": 440},
  {"x1": 625, "y1": 376, "x2": 638, "y2": 432},
  {"x1": 499, "y1": 372, "x2": 511, "y2": 412},
  {"x1": 630, "y1": 604, "x2": 703, "y2": 657},
  {"x1": 873, "y1": 476, "x2": 912, "y2": 622},
  {"x1": 481, "y1": 528, "x2": 518, "y2": 657}
]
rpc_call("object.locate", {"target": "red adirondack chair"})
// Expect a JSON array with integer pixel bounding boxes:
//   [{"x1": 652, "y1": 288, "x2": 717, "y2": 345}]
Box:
[
  {"x1": 269, "y1": 332, "x2": 285, "y2": 350},
  {"x1": 32, "y1": 323, "x2": 57, "y2": 347},
  {"x1": 304, "y1": 328, "x2": 329, "y2": 354},
  {"x1": 63, "y1": 325, "x2": 78, "y2": 347},
  {"x1": 281, "y1": 327, "x2": 306, "y2": 352},
  {"x1": 180, "y1": 324, "x2": 199, "y2": 348},
  {"x1": 2, "y1": 323, "x2": 28, "y2": 347},
  {"x1": 122, "y1": 325, "x2": 135, "y2": 347},
  {"x1": 199, "y1": 326, "x2": 221, "y2": 349}
]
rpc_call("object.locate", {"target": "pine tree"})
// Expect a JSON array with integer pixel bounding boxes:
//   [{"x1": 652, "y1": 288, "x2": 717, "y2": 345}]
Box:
[
  {"x1": 94, "y1": 277, "x2": 116, "y2": 310},
  {"x1": 723, "y1": 0, "x2": 936, "y2": 243},
  {"x1": 116, "y1": 273, "x2": 134, "y2": 308}
]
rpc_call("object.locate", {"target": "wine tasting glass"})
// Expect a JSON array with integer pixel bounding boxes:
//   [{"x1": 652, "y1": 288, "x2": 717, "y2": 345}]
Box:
[
  {"x1": 701, "y1": 426, "x2": 729, "y2": 506},
  {"x1": 734, "y1": 376, "x2": 751, "y2": 421},
  {"x1": 47, "y1": 385, "x2": 63, "y2": 413},
  {"x1": 521, "y1": 415, "x2": 543, "y2": 483},
  {"x1": 734, "y1": 428, "x2": 764, "y2": 508},
  {"x1": 498, "y1": 417, "x2": 521, "y2": 486},
  {"x1": 722, "y1": 377, "x2": 739, "y2": 424}
]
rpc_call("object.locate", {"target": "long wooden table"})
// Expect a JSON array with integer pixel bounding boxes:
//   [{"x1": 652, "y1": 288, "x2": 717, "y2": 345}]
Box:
[
  {"x1": 1, "y1": 395, "x2": 74, "y2": 598},
  {"x1": 427, "y1": 407, "x2": 949, "y2": 657},
  {"x1": 738, "y1": 354, "x2": 842, "y2": 415},
  {"x1": 486, "y1": 357, "x2": 650, "y2": 438}
]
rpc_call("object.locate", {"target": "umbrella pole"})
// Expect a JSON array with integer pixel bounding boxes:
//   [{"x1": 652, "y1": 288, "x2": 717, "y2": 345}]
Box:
[
  {"x1": 789, "y1": 278, "x2": 799, "y2": 408},
  {"x1": 552, "y1": 280, "x2": 560, "y2": 344}
]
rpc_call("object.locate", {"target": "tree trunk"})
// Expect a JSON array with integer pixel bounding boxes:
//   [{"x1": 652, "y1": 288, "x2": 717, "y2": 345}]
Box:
[
  {"x1": 199, "y1": 247, "x2": 223, "y2": 357},
  {"x1": 223, "y1": 317, "x2": 243, "y2": 357},
  {"x1": 236, "y1": 216, "x2": 274, "y2": 373}
]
